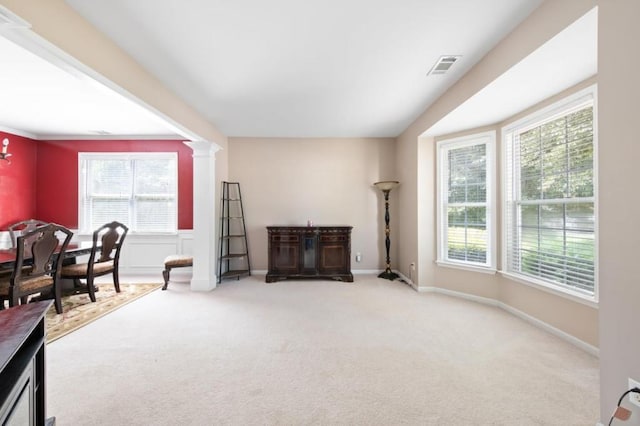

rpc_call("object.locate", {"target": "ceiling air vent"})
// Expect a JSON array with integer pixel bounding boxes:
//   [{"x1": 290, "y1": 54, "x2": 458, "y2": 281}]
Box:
[{"x1": 427, "y1": 55, "x2": 461, "y2": 76}]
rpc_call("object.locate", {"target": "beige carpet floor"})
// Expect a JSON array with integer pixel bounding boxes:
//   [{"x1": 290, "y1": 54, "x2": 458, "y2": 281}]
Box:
[{"x1": 45, "y1": 274, "x2": 599, "y2": 425}]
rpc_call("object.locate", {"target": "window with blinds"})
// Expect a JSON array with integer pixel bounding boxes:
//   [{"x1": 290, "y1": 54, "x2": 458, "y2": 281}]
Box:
[
  {"x1": 79, "y1": 153, "x2": 178, "y2": 233},
  {"x1": 437, "y1": 131, "x2": 495, "y2": 270},
  {"x1": 503, "y1": 87, "x2": 596, "y2": 298}
]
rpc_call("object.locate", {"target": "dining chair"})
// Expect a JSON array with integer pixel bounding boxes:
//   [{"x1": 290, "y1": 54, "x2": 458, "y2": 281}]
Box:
[
  {"x1": 8, "y1": 219, "x2": 49, "y2": 248},
  {"x1": 0, "y1": 219, "x2": 50, "y2": 283},
  {"x1": 0, "y1": 223, "x2": 73, "y2": 313},
  {"x1": 60, "y1": 221, "x2": 129, "y2": 303}
]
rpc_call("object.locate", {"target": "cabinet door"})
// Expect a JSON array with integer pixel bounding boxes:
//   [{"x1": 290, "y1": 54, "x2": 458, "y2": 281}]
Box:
[
  {"x1": 318, "y1": 233, "x2": 349, "y2": 275},
  {"x1": 269, "y1": 233, "x2": 300, "y2": 275},
  {"x1": 301, "y1": 234, "x2": 318, "y2": 274}
]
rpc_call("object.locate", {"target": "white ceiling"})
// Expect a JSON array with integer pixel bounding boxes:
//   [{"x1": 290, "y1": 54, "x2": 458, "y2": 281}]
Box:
[
  {"x1": 0, "y1": 35, "x2": 180, "y2": 139},
  {"x1": 0, "y1": 1, "x2": 597, "y2": 140}
]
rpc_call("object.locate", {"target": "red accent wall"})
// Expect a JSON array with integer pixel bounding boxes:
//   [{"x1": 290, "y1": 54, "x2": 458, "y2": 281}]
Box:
[
  {"x1": 36, "y1": 139, "x2": 193, "y2": 229},
  {"x1": 0, "y1": 132, "x2": 38, "y2": 229}
]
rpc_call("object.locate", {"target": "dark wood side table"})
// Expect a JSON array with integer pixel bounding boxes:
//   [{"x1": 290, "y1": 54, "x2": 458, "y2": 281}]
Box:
[
  {"x1": 266, "y1": 226, "x2": 353, "y2": 283},
  {"x1": 0, "y1": 301, "x2": 55, "y2": 425}
]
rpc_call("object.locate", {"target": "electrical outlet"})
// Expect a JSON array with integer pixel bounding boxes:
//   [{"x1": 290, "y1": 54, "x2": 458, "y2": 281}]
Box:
[
  {"x1": 410, "y1": 262, "x2": 416, "y2": 270},
  {"x1": 355, "y1": 253, "x2": 362, "y2": 262},
  {"x1": 629, "y1": 378, "x2": 640, "y2": 407}
]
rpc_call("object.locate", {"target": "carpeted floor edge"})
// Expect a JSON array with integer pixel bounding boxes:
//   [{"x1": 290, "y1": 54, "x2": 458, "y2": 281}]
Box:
[{"x1": 46, "y1": 283, "x2": 162, "y2": 344}]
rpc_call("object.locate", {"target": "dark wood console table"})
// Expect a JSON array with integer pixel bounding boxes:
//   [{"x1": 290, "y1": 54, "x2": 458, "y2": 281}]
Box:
[
  {"x1": 0, "y1": 301, "x2": 55, "y2": 425},
  {"x1": 266, "y1": 226, "x2": 353, "y2": 283}
]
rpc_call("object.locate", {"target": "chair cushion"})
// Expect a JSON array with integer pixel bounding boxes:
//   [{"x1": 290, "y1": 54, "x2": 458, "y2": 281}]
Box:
[
  {"x1": 62, "y1": 260, "x2": 114, "y2": 277},
  {"x1": 0, "y1": 275, "x2": 53, "y2": 296},
  {"x1": 164, "y1": 255, "x2": 193, "y2": 268}
]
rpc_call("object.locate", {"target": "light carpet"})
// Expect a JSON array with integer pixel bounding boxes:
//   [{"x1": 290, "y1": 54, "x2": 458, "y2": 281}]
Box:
[
  {"x1": 45, "y1": 275, "x2": 599, "y2": 425},
  {"x1": 45, "y1": 283, "x2": 162, "y2": 343}
]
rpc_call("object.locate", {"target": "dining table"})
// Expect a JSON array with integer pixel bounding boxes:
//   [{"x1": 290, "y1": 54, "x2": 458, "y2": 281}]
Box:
[
  {"x1": 0, "y1": 241, "x2": 100, "y2": 301},
  {"x1": 0, "y1": 242, "x2": 94, "y2": 271}
]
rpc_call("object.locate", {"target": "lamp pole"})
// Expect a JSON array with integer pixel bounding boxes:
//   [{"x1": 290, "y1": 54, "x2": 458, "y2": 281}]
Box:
[{"x1": 374, "y1": 181, "x2": 399, "y2": 280}]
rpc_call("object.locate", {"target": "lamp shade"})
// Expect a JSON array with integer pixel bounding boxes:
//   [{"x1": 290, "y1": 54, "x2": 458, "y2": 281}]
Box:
[{"x1": 373, "y1": 181, "x2": 400, "y2": 191}]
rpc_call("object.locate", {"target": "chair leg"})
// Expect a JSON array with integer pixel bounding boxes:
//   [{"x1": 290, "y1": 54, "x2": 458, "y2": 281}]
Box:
[
  {"x1": 113, "y1": 267, "x2": 121, "y2": 293},
  {"x1": 9, "y1": 291, "x2": 19, "y2": 308},
  {"x1": 162, "y1": 266, "x2": 170, "y2": 290},
  {"x1": 86, "y1": 276, "x2": 97, "y2": 303},
  {"x1": 54, "y1": 281, "x2": 63, "y2": 314}
]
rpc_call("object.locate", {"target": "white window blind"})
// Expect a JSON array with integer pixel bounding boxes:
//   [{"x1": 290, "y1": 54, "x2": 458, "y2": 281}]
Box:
[
  {"x1": 437, "y1": 132, "x2": 495, "y2": 269},
  {"x1": 79, "y1": 153, "x2": 177, "y2": 233},
  {"x1": 503, "y1": 89, "x2": 596, "y2": 297}
]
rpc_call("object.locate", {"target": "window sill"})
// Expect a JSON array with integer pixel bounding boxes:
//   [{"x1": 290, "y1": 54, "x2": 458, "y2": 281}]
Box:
[
  {"x1": 435, "y1": 260, "x2": 497, "y2": 275},
  {"x1": 499, "y1": 271, "x2": 598, "y2": 308}
]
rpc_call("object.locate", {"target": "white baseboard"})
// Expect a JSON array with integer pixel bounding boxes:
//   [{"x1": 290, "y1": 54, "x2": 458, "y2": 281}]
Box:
[
  {"x1": 498, "y1": 302, "x2": 599, "y2": 356},
  {"x1": 397, "y1": 272, "x2": 598, "y2": 357}
]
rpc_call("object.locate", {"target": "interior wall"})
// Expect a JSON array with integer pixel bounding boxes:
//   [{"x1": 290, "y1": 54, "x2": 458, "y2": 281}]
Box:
[
  {"x1": 35, "y1": 139, "x2": 194, "y2": 229},
  {"x1": 597, "y1": 0, "x2": 640, "y2": 422},
  {"x1": 396, "y1": 0, "x2": 596, "y2": 289},
  {"x1": 395, "y1": 0, "x2": 601, "y2": 373},
  {"x1": 0, "y1": 131, "x2": 38, "y2": 228},
  {"x1": 228, "y1": 137, "x2": 396, "y2": 272}
]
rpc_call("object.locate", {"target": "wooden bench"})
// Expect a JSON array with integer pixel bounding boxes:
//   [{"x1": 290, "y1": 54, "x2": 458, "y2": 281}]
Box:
[{"x1": 162, "y1": 255, "x2": 193, "y2": 290}]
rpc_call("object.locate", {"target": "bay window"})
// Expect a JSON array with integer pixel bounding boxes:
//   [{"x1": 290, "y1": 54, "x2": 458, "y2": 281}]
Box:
[
  {"x1": 502, "y1": 87, "x2": 597, "y2": 298},
  {"x1": 437, "y1": 131, "x2": 496, "y2": 270}
]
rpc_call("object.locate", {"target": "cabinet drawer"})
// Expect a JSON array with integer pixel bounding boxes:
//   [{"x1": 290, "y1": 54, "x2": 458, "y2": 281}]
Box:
[
  {"x1": 271, "y1": 234, "x2": 299, "y2": 243},
  {"x1": 319, "y1": 234, "x2": 347, "y2": 242}
]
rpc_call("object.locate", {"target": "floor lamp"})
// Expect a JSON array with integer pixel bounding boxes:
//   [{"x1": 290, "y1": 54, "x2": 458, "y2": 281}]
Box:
[{"x1": 374, "y1": 181, "x2": 399, "y2": 280}]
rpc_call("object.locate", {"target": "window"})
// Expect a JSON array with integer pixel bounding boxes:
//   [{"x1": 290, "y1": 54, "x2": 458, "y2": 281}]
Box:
[
  {"x1": 437, "y1": 131, "x2": 495, "y2": 270},
  {"x1": 79, "y1": 153, "x2": 178, "y2": 233},
  {"x1": 503, "y1": 87, "x2": 597, "y2": 298}
]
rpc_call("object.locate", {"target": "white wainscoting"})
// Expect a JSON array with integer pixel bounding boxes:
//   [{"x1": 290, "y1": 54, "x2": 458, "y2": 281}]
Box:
[
  {"x1": 0, "y1": 229, "x2": 194, "y2": 276},
  {"x1": 69, "y1": 230, "x2": 194, "y2": 276}
]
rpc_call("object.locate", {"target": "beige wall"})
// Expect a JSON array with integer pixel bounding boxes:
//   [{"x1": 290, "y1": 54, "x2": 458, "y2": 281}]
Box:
[
  {"x1": 228, "y1": 137, "x2": 397, "y2": 272},
  {"x1": 396, "y1": 0, "x2": 599, "y2": 349},
  {"x1": 397, "y1": 0, "x2": 596, "y2": 287},
  {"x1": 597, "y1": 0, "x2": 640, "y2": 422},
  {"x1": 396, "y1": 0, "x2": 640, "y2": 423}
]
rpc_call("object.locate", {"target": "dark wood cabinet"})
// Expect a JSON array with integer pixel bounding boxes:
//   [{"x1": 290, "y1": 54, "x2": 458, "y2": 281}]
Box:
[
  {"x1": 266, "y1": 226, "x2": 353, "y2": 283},
  {"x1": 0, "y1": 301, "x2": 54, "y2": 426}
]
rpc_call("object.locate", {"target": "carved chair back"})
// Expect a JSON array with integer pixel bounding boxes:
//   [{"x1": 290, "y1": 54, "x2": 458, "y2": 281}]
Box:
[
  {"x1": 10, "y1": 223, "x2": 73, "y2": 313},
  {"x1": 8, "y1": 219, "x2": 49, "y2": 249},
  {"x1": 89, "y1": 221, "x2": 129, "y2": 268}
]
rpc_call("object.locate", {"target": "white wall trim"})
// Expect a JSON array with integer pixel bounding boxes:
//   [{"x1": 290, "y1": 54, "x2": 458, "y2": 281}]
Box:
[
  {"x1": 397, "y1": 272, "x2": 598, "y2": 356},
  {"x1": 498, "y1": 301, "x2": 599, "y2": 357}
]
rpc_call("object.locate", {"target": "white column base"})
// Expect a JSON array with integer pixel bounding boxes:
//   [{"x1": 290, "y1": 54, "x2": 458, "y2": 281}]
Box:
[{"x1": 190, "y1": 278, "x2": 217, "y2": 292}]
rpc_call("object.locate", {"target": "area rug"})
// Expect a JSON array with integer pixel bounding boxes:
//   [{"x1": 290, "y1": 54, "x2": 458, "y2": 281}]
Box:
[{"x1": 45, "y1": 283, "x2": 162, "y2": 343}]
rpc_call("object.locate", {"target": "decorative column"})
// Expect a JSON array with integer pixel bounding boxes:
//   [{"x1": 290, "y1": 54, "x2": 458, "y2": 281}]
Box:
[{"x1": 185, "y1": 140, "x2": 221, "y2": 291}]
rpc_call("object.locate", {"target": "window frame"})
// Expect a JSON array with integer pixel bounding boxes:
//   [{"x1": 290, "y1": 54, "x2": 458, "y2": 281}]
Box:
[
  {"x1": 78, "y1": 152, "x2": 179, "y2": 235},
  {"x1": 501, "y1": 85, "x2": 598, "y2": 303},
  {"x1": 436, "y1": 131, "x2": 496, "y2": 273}
]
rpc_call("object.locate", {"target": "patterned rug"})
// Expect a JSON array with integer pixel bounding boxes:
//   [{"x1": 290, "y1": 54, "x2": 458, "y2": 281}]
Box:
[{"x1": 45, "y1": 283, "x2": 162, "y2": 343}]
